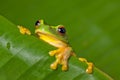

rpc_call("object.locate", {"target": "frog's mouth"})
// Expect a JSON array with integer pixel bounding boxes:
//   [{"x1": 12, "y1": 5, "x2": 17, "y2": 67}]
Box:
[
  {"x1": 35, "y1": 29, "x2": 57, "y2": 40},
  {"x1": 35, "y1": 29, "x2": 67, "y2": 48}
]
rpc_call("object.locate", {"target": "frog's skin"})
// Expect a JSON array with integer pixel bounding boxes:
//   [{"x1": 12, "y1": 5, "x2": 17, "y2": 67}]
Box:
[{"x1": 18, "y1": 20, "x2": 93, "y2": 74}]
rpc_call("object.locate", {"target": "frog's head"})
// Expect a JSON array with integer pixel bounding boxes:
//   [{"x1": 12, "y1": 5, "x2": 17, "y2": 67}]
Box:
[{"x1": 35, "y1": 20, "x2": 68, "y2": 43}]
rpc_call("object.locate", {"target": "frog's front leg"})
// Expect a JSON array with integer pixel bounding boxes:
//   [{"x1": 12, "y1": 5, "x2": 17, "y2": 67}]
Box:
[
  {"x1": 49, "y1": 47, "x2": 73, "y2": 71},
  {"x1": 18, "y1": 26, "x2": 31, "y2": 35},
  {"x1": 49, "y1": 48, "x2": 63, "y2": 56}
]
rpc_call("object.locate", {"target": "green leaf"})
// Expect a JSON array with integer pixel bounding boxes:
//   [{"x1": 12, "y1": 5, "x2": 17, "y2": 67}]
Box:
[{"x1": 0, "y1": 15, "x2": 113, "y2": 80}]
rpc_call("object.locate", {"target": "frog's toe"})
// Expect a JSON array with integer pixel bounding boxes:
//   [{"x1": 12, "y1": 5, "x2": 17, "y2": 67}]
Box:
[
  {"x1": 49, "y1": 48, "x2": 62, "y2": 56},
  {"x1": 50, "y1": 55, "x2": 61, "y2": 70},
  {"x1": 50, "y1": 62, "x2": 58, "y2": 70},
  {"x1": 62, "y1": 64, "x2": 68, "y2": 71},
  {"x1": 49, "y1": 51, "x2": 56, "y2": 56}
]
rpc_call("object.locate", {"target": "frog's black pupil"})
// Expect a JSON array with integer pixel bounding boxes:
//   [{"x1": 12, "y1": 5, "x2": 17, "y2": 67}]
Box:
[
  {"x1": 58, "y1": 27, "x2": 66, "y2": 34},
  {"x1": 35, "y1": 20, "x2": 40, "y2": 26}
]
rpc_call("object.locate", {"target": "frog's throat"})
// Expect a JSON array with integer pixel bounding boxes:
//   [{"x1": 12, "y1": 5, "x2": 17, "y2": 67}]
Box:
[{"x1": 36, "y1": 32, "x2": 68, "y2": 48}]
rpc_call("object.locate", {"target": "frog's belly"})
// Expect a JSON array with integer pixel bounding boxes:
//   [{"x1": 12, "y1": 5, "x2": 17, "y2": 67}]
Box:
[{"x1": 37, "y1": 33, "x2": 67, "y2": 48}]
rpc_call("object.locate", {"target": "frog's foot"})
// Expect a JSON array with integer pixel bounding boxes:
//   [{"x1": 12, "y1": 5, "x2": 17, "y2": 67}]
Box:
[
  {"x1": 79, "y1": 58, "x2": 93, "y2": 74},
  {"x1": 49, "y1": 47, "x2": 72, "y2": 71},
  {"x1": 18, "y1": 25, "x2": 31, "y2": 35}
]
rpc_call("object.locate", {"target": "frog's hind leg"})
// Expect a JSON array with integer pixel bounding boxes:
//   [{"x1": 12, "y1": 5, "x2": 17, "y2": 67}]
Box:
[{"x1": 79, "y1": 58, "x2": 93, "y2": 74}]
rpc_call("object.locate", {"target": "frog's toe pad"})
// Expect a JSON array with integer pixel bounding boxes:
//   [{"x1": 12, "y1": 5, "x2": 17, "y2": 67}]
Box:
[
  {"x1": 49, "y1": 51, "x2": 56, "y2": 56},
  {"x1": 50, "y1": 62, "x2": 57, "y2": 70},
  {"x1": 62, "y1": 65, "x2": 68, "y2": 71}
]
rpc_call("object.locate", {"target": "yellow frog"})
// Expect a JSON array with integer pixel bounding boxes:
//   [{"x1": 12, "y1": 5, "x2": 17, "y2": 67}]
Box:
[{"x1": 18, "y1": 20, "x2": 93, "y2": 74}]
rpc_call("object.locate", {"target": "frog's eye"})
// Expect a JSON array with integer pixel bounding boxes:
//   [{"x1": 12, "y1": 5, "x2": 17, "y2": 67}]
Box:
[
  {"x1": 58, "y1": 26, "x2": 66, "y2": 35},
  {"x1": 35, "y1": 20, "x2": 40, "y2": 26}
]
